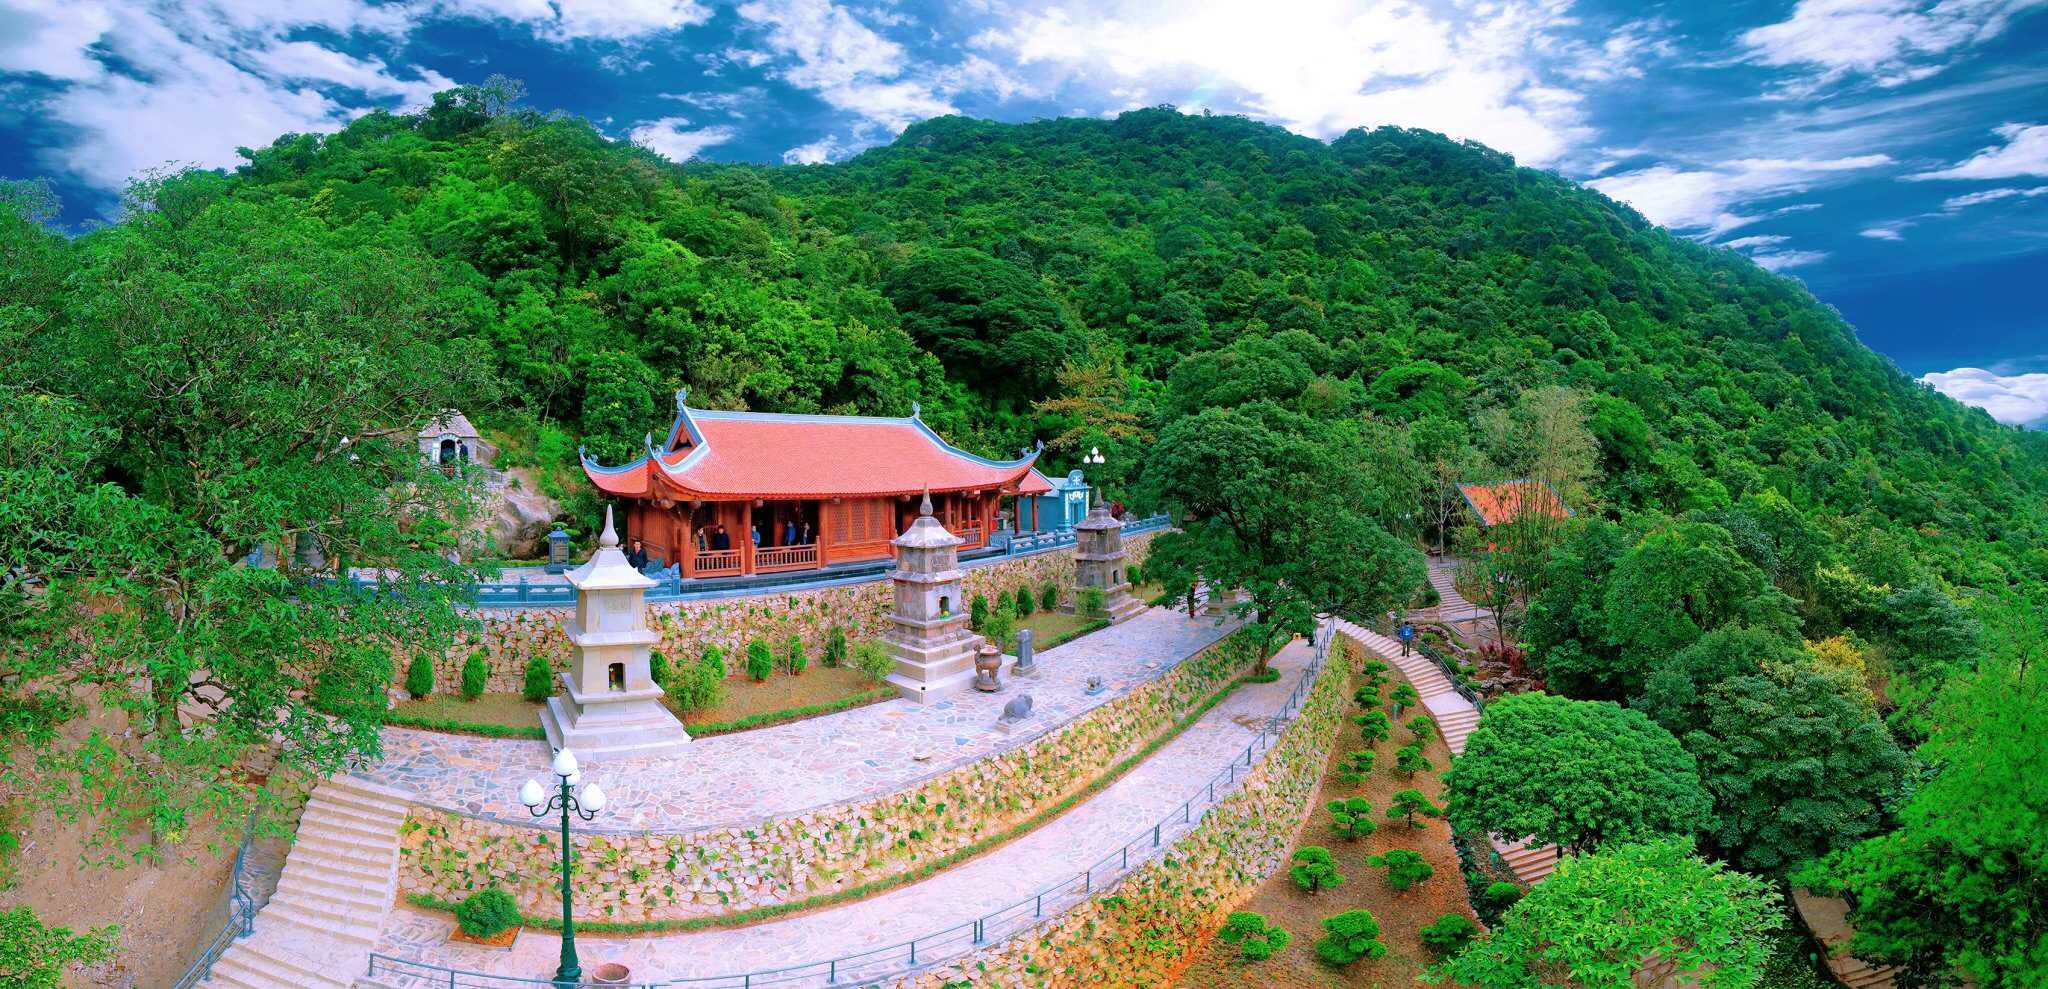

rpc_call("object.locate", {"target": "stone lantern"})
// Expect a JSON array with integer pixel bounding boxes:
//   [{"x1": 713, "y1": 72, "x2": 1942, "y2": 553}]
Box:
[
  {"x1": 1071, "y1": 499, "x2": 1144, "y2": 624},
  {"x1": 545, "y1": 526, "x2": 572, "y2": 574},
  {"x1": 538, "y1": 506, "x2": 691, "y2": 758},
  {"x1": 883, "y1": 490, "x2": 983, "y2": 703}
]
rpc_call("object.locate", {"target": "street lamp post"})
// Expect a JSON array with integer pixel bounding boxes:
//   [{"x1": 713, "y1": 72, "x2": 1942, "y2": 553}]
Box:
[
  {"x1": 1086, "y1": 447, "x2": 1107, "y2": 512},
  {"x1": 521, "y1": 748, "x2": 608, "y2": 988}
]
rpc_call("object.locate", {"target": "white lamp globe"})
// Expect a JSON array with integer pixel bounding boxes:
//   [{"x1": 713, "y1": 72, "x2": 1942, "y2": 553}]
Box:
[
  {"x1": 566, "y1": 771, "x2": 581, "y2": 787},
  {"x1": 551, "y1": 748, "x2": 579, "y2": 778},
  {"x1": 519, "y1": 778, "x2": 544, "y2": 808},
  {"x1": 580, "y1": 782, "x2": 607, "y2": 813}
]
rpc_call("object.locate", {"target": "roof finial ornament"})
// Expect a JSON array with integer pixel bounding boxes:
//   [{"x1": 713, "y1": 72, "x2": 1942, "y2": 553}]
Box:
[
  {"x1": 675, "y1": 387, "x2": 689, "y2": 412},
  {"x1": 599, "y1": 504, "x2": 621, "y2": 549},
  {"x1": 919, "y1": 486, "x2": 933, "y2": 518},
  {"x1": 910, "y1": 401, "x2": 921, "y2": 419}
]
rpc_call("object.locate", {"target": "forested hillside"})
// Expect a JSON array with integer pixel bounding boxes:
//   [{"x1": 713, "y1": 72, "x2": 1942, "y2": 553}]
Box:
[{"x1": 3, "y1": 86, "x2": 2042, "y2": 985}]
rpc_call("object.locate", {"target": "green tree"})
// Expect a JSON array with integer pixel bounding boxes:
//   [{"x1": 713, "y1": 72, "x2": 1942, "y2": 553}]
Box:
[
  {"x1": 1420, "y1": 914, "x2": 1480, "y2": 955},
  {"x1": 1388, "y1": 682, "x2": 1420, "y2": 715},
  {"x1": 406, "y1": 655, "x2": 436, "y2": 699},
  {"x1": 782, "y1": 633, "x2": 808, "y2": 676},
  {"x1": 1446, "y1": 693, "x2": 1711, "y2": 854},
  {"x1": 1354, "y1": 710, "x2": 1392, "y2": 744},
  {"x1": 969, "y1": 592, "x2": 990, "y2": 631},
  {"x1": 1430, "y1": 839, "x2": 1781, "y2": 989},
  {"x1": 0, "y1": 907, "x2": 116, "y2": 989},
  {"x1": 823, "y1": 627, "x2": 848, "y2": 667},
  {"x1": 1336, "y1": 750, "x2": 1376, "y2": 784},
  {"x1": 522, "y1": 654, "x2": 554, "y2": 702},
  {"x1": 983, "y1": 604, "x2": 1016, "y2": 652},
  {"x1": 1014, "y1": 585, "x2": 1035, "y2": 616},
  {"x1": 1218, "y1": 911, "x2": 1291, "y2": 962},
  {"x1": 1365, "y1": 848, "x2": 1434, "y2": 891},
  {"x1": 1289, "y1": 846, "x2": 1345, "y2": 894},
  {"x1": 1327, "y1": 797, "x2": 1377, "y2": 841},
  {"x1": 1394, "y1": 743, "x2": 1431, "y2": 777},
  {"x1": 1387, "y1": 788, "x2": 1444, "y2": 828},
  {"x1": 460, "y1": 650, "x2": 489, "y2": 701},
  {"x1": 746, "y1": 639, "x2": 774, "y2": 682},
  {"x1": 1596, "y1": 522, "x2": 1799, "y2": 698},
  {"x1": 1315, "y1": 909, "x2": 1389, "y2": 966}
]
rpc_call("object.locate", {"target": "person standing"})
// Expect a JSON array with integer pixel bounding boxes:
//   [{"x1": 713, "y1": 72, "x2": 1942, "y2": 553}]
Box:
[{"x1": 627, "y1": 539, "x2": 650, "y2": 571}]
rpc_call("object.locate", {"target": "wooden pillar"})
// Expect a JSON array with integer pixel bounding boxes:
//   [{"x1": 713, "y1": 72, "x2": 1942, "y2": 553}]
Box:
[
  {"x1": 819, "y1": 499, "x2": 833, "y2": 566},
  {"x1": 742, "y1": 500, "x2": 754, "y2": 574}
]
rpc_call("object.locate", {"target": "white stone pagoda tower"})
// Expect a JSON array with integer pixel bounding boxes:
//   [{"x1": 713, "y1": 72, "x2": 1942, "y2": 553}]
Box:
[
  {"x1": 1072, "y1": 498, "x2": 1145, "y2": 624},
  {"x1": 883, "y1": 491, "x2": 983, "y2": 703},
  {"x1": 539, "y1": 506, "x2": 691, "y2": 758}
]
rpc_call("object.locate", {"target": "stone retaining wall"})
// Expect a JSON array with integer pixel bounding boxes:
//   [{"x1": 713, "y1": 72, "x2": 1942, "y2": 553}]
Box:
[
  {"x1": 892, "y1": 634, "x2": 1356, "y2": 988},
  {"x1": 421, "y1": 532, "x2": 1157, "y2": 696},
  {"x1": 398, "y1": 609, "x2": 1246, "y2": 925}
]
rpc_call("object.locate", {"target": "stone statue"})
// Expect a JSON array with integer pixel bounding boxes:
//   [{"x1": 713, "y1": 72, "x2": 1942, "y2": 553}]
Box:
[{"x1": 1011, "y1": 628, "x2": 1036, "y2": 676}]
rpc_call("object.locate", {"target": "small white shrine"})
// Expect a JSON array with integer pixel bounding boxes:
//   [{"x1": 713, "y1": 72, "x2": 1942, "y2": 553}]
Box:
[
  {"x1": 539, "y1": 507, "x2": 691, "y2": 758},
  {"x1": 883, "y1": 491, "x2": 983, "y2": 703},
  {"x1": 1073, "y1": 498, "x2": 1145, "y2": 624}
]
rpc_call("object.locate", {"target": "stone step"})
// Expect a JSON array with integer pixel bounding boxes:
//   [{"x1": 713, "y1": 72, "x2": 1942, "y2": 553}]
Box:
[
  {"x1": 303, "y1": 793, "x2": 409, "y2": 828},
  {"x1": 322, "y1": 774, "x2": 417, "y2": 806},
  {"x1": 260, "y1": 895, "x2": 382, "y2": 944},
  {"x1": 268, "y1": 873, "x2": 388, "y2": 913},
  {"x1": 205, "y1": 936, "x2": 354, "y2": 989},
  {"x1": 298, "y1": 805, "x2": 405, "y2": 845},
  {"x1": 292, "y1": 831, "x2": 399, "y2": 867},
  {"x1": 277, "y1": 861, "x2": 394, "y2": 902},
  {"x1": 281, "y1": 848, "x2": 396, "y2": 886}
]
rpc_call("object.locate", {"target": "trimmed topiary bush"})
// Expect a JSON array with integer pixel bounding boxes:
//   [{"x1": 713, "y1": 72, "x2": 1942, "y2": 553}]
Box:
[
  {"x1": 969, "y1": 593, "x2": 990, "y2": 631},
  {"x1": 1078, "y1": 586, "x2": 1106, "y2": 616},
  {"x1": 521, "y1": 654, "x2": 552, "y2": 702},
  {"x1": 1407, "y1": 714, "x2": 1437, "y2": 741},
  {"x1": 1482, "y1": 880, "x2": 1523, "y2": 910},
  {"x1": 1290, "y1": 846, "x2": 1345, "y2": 894},
  {"x1": 699, "y1": 644, "x2": 726, "y2": 681},
  {"x1": 984, "y1": 604, "x2": 1015, "y2": 652},
  {"x1": 405, "y1": 655, "x2": 434, "y2": 700},
  {"x1": 1419, "y1": 913, "x2": 1480, "y2": 955},
  {"x1": 1387, "y1": 788, "x2": 1444, "y2": 828},
  {"x1": 745, "y1": 639, "x2": 774, "y2": 682},
  {"x1": 1041, "y1": 582, "x2": 1059, "y2": 611},
  {"x1": 1354, "y1": 710, "x2": 1392, "y2": 744},
  {"x1": 455, "y1": 885, "x2": 521, "y2": 938},
  {"x1": 1014, "y1": 585, "x2": 1034, "y2": 616},
  {"x1": 1315, "y1": 909, "x2": 1388, "y2": 965},
  {"x1": 782, "y1": 633, "x2": 808, "y2": 676},
  {"x1": 1365, "y1": 848, "x2": 1434, "y2": 891},
  {"x1": 853, "y1": 640, "x2": 894, "y2": 684},
  {"x1": 1327, "y1": 797, "x2": 1377, "y2": 841},
  {"x1": 1389, "y1": 682, "x2": 1420, "y2": 715},
  {"x1": 460, "y1": 649, "x2": 488, "y2": 701},
  {"x1": 1394, "y1": 742, "x2": 1432, "y2": 777},
  {"x1": 1218, "y1": 911, "x2": 1290, "y2": 961},
  {"x1": 670, "y1": 660, "x2": 727, "y2": 713},
  {"x1": 824, "y1": 627, "x2": 847, "y2": 668},
  {"x1": 648, "y1": 650, "x2": 672, "y2": 691},
  {"x1": 1127, "y1": 561, "x2": 1143, "y2": 585},
  {"x1": 1337, "y1": 750, "x2": 1377, "y2": 784}
]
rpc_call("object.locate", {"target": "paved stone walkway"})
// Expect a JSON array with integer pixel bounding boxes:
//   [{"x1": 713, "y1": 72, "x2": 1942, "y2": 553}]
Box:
[
  {"x1": 362, "y1": 606, "x2": 1237, "y2": 833},
  {"x1": 364, "y1": 639, "x2": 1317, "y2": 988}
]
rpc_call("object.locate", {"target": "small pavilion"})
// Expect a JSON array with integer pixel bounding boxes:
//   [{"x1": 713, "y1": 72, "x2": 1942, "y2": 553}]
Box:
[
  {"x1": 1456, "y1": 479, "x2": 1573, "y2": 529},
  {"x1": 582, "y1": 392, "x2": 1042, "y2": 579}
]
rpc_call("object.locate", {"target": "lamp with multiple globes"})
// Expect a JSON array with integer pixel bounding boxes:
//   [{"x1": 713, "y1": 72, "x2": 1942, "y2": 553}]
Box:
[{"x1": 519, "y1": 747, "x2": 608, "y2": 987}]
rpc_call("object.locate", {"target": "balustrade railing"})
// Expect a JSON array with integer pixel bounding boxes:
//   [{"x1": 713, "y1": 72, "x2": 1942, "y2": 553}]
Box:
[
  {"x1": 692, "y1": 549, "x2": 745, "y2": 577},
  {"x1": 170, "y1": 814, "x2": 262, "y2": 989},
  {"x1": 367, "y1": 616, "x2": 1331, "y2": 989},
  {"x1": 752, "y1": 543, "x2": 819, "y2": 573}
]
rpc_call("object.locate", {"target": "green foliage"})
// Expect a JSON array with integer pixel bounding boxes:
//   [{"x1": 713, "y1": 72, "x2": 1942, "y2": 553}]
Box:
[
  {"x1": 1365, "y1": 848, "x2": 1434, "y2": 891},
  {"x1": 1482, "y1": 881, "x2": 1523, "y2": 911},
  {"x1": 1387, "y1": 788, "x2": 1443, "y2": 828},
  {"x1": 699, "y1": 645, "x2": 726, "y2": 681},
  {"x1": 969, "y1": 593, "x2": 990, "y2": 631},
  {"x1": 1077, "y1": 586, "x2": 1106, "y2": 616},
  {"x1": 460, "y1": 650, "x2": 489, "y2": 701},
  {"x1": 1126, "y1": 561, "x2": 1143, "y2": 585},
  {"x1": 1407, "y1": 714, "x2": 1436, "y2": 741},
  {"x1": 648, "y1": 650, "x2": 672, "y2": 690},
  {"x1": 406, "y1": 655, "x2": 436, "y2": 700},
  {"x1": 668, "y1": 659, "x2": 728, "y2": 714},
  {"x1": 1388, "y1": 682, "x2": 1420, "y2": 716},
  {"x1": 1289, "y1": 846, "x2": 1345, "y2": 894},
  {"x1": 745, "y1": 639, "x2": 774, "y2": 682},
  {"x1": 1446, "y1": 692, "x2": 1711, "y2": 854},
  {"x1": 1420, "y1": 913, "x2": 1480, "y2": 955},
  {"x1": 983, "y1": 604, "x2": 1016, "y2": 651},
  {"x1": 1013, "y1": 585, "x2": 1035, "y2": 616},
  {"x1": 0, "y1": 907, "x2": 116, "y2": 989},
  {"x1": 781, "y1": 633, "x2": 808, "y2": 676},
  {"x1": 1041, "y1": 582, "x2": 1060, "y2": 612},
  {"x1": 522, "y1": 654, "x2": 554, "y2": 703},
  {"x1": 823, "y1": 627, "x2": 847, "y2": 668},
  {"x1": 454, "y1": 885, "x2": 522, "y2": 939},
  {"x1": 1431, "y1": 839, "x2": 1781, "y2": 989},
  {"x1": 852, "y1": 640, "x2": 895, "y2": 684},
  {"x1": 1394, "y1": 743, "x2": 1431, "y2": 777},
  {"x1": 1327, "y1": 797, "x2": 1377, "y2": 841},
  {"x1": 1314, "y1": 909, "x2": 1388, "y2": 966},
  {"x1": 1336, "y1": 750, "x2": 1376, "y2": 784},
  {"x1": 1218, "y1": 911, "x2": 1291, "y2": 962},
  {"x1": 1354, "y1": 710, "x2": 1392, "y2": 745}
]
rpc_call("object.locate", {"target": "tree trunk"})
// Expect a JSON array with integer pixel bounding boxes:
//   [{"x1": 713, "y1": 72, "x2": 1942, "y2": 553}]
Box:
[{"x1": 148, "y1": 673, "x2": 184, "y2": 862}]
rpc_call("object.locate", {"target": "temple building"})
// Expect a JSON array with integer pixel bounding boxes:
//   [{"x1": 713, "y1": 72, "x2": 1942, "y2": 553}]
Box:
[
  {"x1": 1456, "y1": 479, "x2": 1573, "y2": 529},
  {"x1": 582, "y1": 392, "x2": 1041, "y2": 579}
]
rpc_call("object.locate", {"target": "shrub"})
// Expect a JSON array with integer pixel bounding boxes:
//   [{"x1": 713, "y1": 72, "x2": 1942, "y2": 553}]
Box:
[
  {"x1": 699, "y1": 644, "x2": 726, "y2": 681},
  {"x1": 1078, "y1": 586, "x2": 1106, "y2": 616},
  {"x1": 1218, "y1": 911, "x2": 1290, "y2": 961},
  {"x1": 1419, "y1": 913, "x2": 1480, "y2": 954},
  {"x1": 984, "y1": 604, "x2": 1016, "y2": 652},
  {"x1": 0, "y1": 907, "x2": 115, "y2": 989},
  {"x1": 521, "y1": 654, "x2": 553, "y2": 702},
  {"x1": 1354, "y1": 710, "x2": 1392, "y2": 744},
  {"x1": 1407, "y1": 714, "x2": 1436, "y2": 741},
  {"x1": 668, "y1": 660, "x2": 728, "y2": 713},
  {"x1": 745, "y1": 639, "x2": 774, "y2": 682},
  {"x1": 1327, "y1": 798, "x2": 1377, "y2": 841},
  {"x1": 1389, "y1": 682, "x2": 1420, "y2": 715},
  {"x1": 1482, "y1": 880, "x2": 1523, "y2": 910},
  {"x1": 1337, "y1": 750, "x2": 1377, "y2": 784},
  {"x1": 1394, "y1": 742, "x2": 1431, "y2": 777},
  {"x1": 455, "y1": 885, "x2": 522, "y2": 938},
  {"x1": 1014, "y1": 585, "x2": 1034, "y2": 616},
  {"x1": 1127, "y1": 561, "x2": 1143, "y2": 585},
  {"x1": 1289, "y1": 846, "x2": 1345, "y2": 894},
  {"x1": 405, "y1": 655, "x2": 434, "y2": 699},
  {"x1": 1387, "y1": 788, "x2": 1443, "y2": 828},
  {"x1": 853, "y1": 640, "x2": 895, "y2": 684},
  {"x1": 1365, "y1": 848, "x2": 1434, "y2": 891},
  {"x1": 969, "y1": 593, "x2": 990, "y2": 631},
  {"x1": 782, "y1": 634, "x2": 808, "y2": 676},
  {"x1": 460, "y1": 650, "x2": 489, "y2": 701},
  {"x1": 1041, "y1": 581, "x2": 1059, "y2": 611},
  {"x1": 1314, "y1": 909, "x2": 1387, "y2": 966},
  {"x1": 1352, "y1": 683, "x2": 1383, "y2": 708},
  {"x1": 824, "y1": 627, "x2": 847, "y2": 668},
  {"x1": 648, "y1": 650, "x2": 672, "y2": 690}
]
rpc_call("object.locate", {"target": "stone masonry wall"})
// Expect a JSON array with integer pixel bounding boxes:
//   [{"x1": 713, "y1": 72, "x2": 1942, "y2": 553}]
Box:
[
  {"x1": 398, "y1": 610, "x2": 1249, "y2": 926},
  {"x1": 892, "y1": 634, "x2": 1355, "y2": 989},
  {"x1": 421, "y1": 532, "x2": 1156, "y2": 696}
]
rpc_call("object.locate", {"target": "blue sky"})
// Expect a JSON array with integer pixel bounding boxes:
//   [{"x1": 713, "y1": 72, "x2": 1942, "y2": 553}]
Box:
[{"x1": 3, "y1": 0, "x2": 2045, "y2": 423}]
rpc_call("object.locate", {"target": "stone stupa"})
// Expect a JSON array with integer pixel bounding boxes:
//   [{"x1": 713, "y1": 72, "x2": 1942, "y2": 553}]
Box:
[
  {"x1": 538, "y1": 506, "x2": 692, "y2": 758},
  {"x1": 1072, "y1": 495, "x2": 1145, "y2": 624},
  {"x1": 882, "y1": 490, "x2": 984, "y2": 703}
]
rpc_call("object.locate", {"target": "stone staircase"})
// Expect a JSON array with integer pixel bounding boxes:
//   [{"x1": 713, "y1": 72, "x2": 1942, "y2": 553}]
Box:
[
  {"x1": 1334, "y1": 619, "x2": 1558, "y2": 884},
  {"x1": 1425, "y1": 559, "x2": 1487, "y2": 621},
  {"x1": 205, "y1": 775, "x2": 412, "y2": 989}
]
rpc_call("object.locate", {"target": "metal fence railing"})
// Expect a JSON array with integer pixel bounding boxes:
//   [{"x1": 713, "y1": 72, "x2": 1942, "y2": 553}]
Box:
[
  {"x1": 366, "y1": 617, "x2": 1333, "y2": 989},
  {"x1": 170, "y1": 816, "x2": 262, "y2": 989}
]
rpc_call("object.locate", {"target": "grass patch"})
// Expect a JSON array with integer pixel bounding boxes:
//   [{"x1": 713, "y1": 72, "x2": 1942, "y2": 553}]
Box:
[
  {"x1": 406, "y1": 637, "x2": 1278, "y2": 937},
  {"x1": 386, "y1": 666, "x2": 890, "y2": 740}
]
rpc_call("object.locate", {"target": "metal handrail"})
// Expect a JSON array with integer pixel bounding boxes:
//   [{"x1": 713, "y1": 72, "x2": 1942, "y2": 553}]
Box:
[
  {"x1": 170, "y1": 814, "x2": 262, "y2": 989},
  {"x1": 1371, "y1": 617, "x2": 1485, "y2": 712},
  {"x1": 367, "y1": 617, "x2": 1333, "y2": 989}
]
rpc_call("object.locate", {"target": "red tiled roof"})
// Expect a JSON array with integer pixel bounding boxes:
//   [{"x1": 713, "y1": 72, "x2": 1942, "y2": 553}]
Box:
[
  {"x1": 1017, "y1": 467, "x2": 1055, "y2": 496},
  {"x1": 584, "y1": 405, "x2": 1038, "y2": 501},
  {"x1": 1457, "y1": 480, "x2": 1571, "y2": 528}
]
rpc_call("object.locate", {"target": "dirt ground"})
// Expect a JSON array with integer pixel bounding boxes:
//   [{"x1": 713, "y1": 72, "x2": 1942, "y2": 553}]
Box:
[{"x1": 1178, "y1": 679, "x2": 1477, "y2": 989}]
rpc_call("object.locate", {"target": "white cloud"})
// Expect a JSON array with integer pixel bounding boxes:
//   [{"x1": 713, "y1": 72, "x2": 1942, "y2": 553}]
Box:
[
  {"x1": 661, "y1": 87, "x2": 769, "y2": 115},
  {"x1": 735, "y1": 0, "x2": 1018, "y2": 132},
  {"x1": 1861, "y1": 222, "x2": 1910, "y2": 239},
  {"x1": 1722, "y1": 235, "x2": 1790, "y2": 250},
  {"x1": 1588, "y1": 155, "x2": 1893, "y2": 236},
  {"x1": 1941, "y1": 185, "x2": 2048, "y2": 209},
  {"x1": 1748, "y1": 248, "x2": 1829, "y2": 271},
  {"x1": 1921, "y1": 366, "x2": 2048, "y2": 426},
  {"x1": 248, "y1": 41, "x2": 453, "y2": 107},
  {"x1": 1740, "y1": 0, "x2": 2046, "y2": 90},
  {"x1": 0, "y1": 0, "x2": 115, "y2": 82},
  {"x1": 628, "y1": 117, "x2": 737, "y2": 161},
  {"x1": 436, "y1": 0, "x2": 712, "y2": 42},
  {"x1": 1911, "y1": 122, "x2": 2048, "y2": 181},
  {"x1": 966, "y1": 0, "x2": 1646, "y2": 167},
  {"x1": 783, "y1": 134, "x2": 850, "y2": 164}
]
